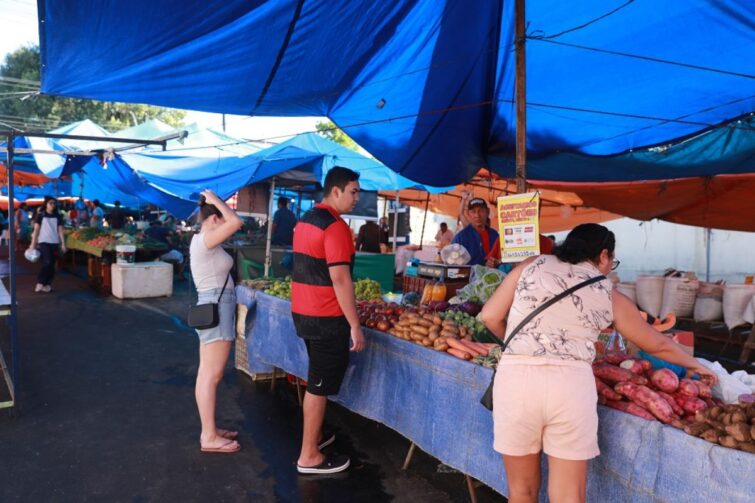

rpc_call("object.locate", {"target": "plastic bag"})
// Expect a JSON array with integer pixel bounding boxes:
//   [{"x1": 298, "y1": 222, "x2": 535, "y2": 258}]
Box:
[
  {"x1": 440, "y1": 243, "x2": 471, "y2": 266},
  {"x1": 456, "y1": 265, "x2": 506, "y2": 303},
  {"x1": 696, "y1": 358, "x2": 751, "y2": 404}
]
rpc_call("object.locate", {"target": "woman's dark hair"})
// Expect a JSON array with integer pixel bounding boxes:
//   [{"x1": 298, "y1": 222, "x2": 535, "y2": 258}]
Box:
[
  {"x1": 198, "y1": 196, "x2": 222, "y2": 222},
  {"x1": 323, "y1": 166, "x2": 360, "y2": 196},
  {"x1": 553, "y1": 223, "x2": 615, "y2": 264}
]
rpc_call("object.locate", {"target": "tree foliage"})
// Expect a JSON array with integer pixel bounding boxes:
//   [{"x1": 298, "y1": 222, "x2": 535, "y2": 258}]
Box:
[
  {"x1": 315, "y1": 120, "x2": 359, "y2": 151},
  {"x1": 0, "y1": 45, "x2": 186, "y2": 132}
]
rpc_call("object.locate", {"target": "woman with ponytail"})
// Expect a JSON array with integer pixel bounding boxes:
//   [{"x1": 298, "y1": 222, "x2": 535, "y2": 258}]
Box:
[
  {"x1": 190, "y1": 190, "x2": 243, "y2": 453},
  {"x1": 480, "y1": 223, "x2": 715, "y2": 503}
]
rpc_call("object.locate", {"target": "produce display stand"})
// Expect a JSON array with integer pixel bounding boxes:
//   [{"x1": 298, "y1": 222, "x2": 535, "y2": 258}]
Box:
[
  {"x1": 65, "y1": 235, "x2": 168, "y2": 295},
  {"x1": 244, "y1": 292, "x2": 755, "y2": 502}
]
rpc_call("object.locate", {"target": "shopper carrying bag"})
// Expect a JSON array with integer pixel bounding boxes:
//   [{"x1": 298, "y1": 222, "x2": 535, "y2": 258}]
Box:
[{"x1": 479, "y1": 223, "x2": 717, "y2": 503}]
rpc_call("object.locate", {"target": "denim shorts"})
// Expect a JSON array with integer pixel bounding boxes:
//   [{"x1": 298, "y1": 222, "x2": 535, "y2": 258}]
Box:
[{"x1": 195, "y1": 287, "x2": 237, "y2": 344}]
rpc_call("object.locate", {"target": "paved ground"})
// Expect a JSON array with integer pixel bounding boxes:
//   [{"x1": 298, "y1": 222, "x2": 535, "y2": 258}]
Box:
[{"x1": 0, "y1": 262, "x2": 506, "y2": 503}]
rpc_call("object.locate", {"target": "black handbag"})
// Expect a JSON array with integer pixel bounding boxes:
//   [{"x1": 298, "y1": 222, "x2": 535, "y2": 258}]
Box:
[
  {"x1": 480, "y1": 274, "x2": 606, "y2": 410},
  {"x1": 187, "y1": 275, "x2": 230, "y2": 330}
]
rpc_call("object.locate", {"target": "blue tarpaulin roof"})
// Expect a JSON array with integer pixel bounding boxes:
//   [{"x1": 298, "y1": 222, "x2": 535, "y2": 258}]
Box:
[
  {"x1": 100, "y1": 132, "x2": 448, "y2": 218},
  {"x1": 38, "y1": 0, "x2": 755, "y2": 186}
]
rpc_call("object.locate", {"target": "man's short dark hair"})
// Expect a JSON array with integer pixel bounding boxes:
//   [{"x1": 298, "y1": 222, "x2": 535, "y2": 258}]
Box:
[
  {"x1": 323, "y1": 166, "x2": 359, "y2": 197},
  {"x1": 278, "y1": 197, "x2": 289, "y2": 207},
  {"x1": 114, "y1": 201, "x2": 121, "y2": 207},
  {"x1": 440, "y1": 222, "x2": 448, "y2": 229}
]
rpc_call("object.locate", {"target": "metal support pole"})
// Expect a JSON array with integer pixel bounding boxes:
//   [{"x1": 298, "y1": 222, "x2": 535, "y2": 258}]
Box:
[
  {"x1": 6, "y1": 134, "x2": 19, "y2": 393},
  {"x1": 515, "y1": 0, "x2": 527, "y2": 194},
  {"x1": 264, "y1": 177, "x2": 277, "y2": 277},
  {"x1": 705, "y1": 228, "x2": 711, "y2": 282},
  {"x1": 392, "y1": 193, "x2": 400, "y2": 250}
]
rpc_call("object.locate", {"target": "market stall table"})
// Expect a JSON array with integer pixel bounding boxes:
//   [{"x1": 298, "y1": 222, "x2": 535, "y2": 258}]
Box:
[
  {"x1": 244, "y1": 291, "x2": 755, "y2": 502},
  {"x1": 65, "y1": 232, "x2": 168, "y2": 294}
]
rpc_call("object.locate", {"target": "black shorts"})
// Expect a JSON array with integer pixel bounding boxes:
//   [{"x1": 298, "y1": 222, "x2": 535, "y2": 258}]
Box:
[{"x1": 303, "y1": 331, "x2": 351, "y2": 397}]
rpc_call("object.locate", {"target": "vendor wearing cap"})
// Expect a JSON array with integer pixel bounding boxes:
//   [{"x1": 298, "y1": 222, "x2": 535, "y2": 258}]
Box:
[{"x1": 451, "y1": 197, "x2": 499, "y2": 267}]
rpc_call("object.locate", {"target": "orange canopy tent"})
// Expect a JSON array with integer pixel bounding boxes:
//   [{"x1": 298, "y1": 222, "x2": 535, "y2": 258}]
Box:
[
  {"x1": 380, "y1": 170, "x2": 621, "y2": 233},
  {"x1": 537, "y1": 174, "x2": 755, "y2": 232},
  {"x1": 0, "y1": 163, "x2": 56, "y2": 186},
  {"x1": 381, "y1": 171, "x2": 755, "y2": 233}
]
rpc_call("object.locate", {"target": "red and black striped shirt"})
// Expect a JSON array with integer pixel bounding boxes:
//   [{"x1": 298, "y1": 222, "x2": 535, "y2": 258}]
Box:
[{"x1": 291, "y1": 204, "x2": 355, "y2": 338}]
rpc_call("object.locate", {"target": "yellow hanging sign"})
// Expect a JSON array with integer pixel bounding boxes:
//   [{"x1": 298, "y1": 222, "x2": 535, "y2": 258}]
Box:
[{"x1": 497, "y1": 192, "x2": 540, "y2": 263}]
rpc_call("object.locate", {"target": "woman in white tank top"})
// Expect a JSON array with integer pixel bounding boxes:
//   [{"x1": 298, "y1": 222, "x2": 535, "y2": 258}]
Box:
[
  {"x1": 190, "y1": 190, "x2": 243, "y2": 454},
  {"x1": 480, "y1": 223, "x2": 717, "y2": 503}
]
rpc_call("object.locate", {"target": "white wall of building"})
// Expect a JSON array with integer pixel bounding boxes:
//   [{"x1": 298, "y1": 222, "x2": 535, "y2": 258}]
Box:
[{"x1": 552, "y1": 218, "x2": 754, "y2": 284}]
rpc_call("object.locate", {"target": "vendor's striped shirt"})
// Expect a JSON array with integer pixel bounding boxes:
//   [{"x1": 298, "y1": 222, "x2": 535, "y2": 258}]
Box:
[{"x1": 291, "y1": 203, "x2": 355, "y2": 339}]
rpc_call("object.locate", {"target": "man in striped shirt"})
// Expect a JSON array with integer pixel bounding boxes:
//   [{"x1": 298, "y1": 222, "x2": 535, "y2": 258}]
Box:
[{"x1": 292, "y1": 166, "x2": 365, "y2": 474}]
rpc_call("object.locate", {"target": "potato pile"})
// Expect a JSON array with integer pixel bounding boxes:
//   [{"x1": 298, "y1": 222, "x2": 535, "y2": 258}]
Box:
[
  {"x1": 387, "y1": 311, "x2": 453, "y2": 352},
  {"x1": 387, "y1": 311, "x2": 496, "y2": 361},
  {"x1": 685, "y1": 403, "x2": 755, "y2": 454}
]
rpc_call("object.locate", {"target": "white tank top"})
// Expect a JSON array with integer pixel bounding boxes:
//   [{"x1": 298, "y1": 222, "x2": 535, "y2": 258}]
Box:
[
  {"x1": 189, "y1": 233, "x2": 234, "y2": 292},
  {"x1": 504, "y1": 254, "x2": 613, "y2": 363}
]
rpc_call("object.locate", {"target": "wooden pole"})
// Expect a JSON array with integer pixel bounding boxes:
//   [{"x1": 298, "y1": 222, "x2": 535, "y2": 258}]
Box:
[
  {"x1": 392, "y1": 192, "x2": 400, "y2": 250},
  {"x1": 418, "y1": 192, "x2": 430, "y2": 249},
  {"x1": 515, "y1": 0, "x2": 527, "y2": 194},
  {"x1": 6, "y1": 133, "x2": 18, "y2": 396},
  {"x1": 264, "y1": 177, "x2": 277, "y2": 277}
]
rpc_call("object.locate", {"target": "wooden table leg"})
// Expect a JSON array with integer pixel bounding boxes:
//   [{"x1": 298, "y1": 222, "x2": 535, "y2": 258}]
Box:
[
  {"x1": 295, "y1": 377, "x2": 303, "y2": 407},
  {"x1": 402, "y1": 441, "x2": 417, "y2": 470},
  {"x1": 270, "y1": 367, "x2": 278, "y2": 392},
  {"x1": 465, "y1": 475, "x2": 478, "y2": 503}
]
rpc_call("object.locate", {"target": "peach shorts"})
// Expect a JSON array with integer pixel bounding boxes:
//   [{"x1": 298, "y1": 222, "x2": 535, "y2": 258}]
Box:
[{"x1": 492, "y1": 355, "x2": 600, "y2": 461}]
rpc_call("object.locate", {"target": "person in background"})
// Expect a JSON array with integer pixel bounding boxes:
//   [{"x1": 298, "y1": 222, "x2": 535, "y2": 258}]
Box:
[
  {"x1": 108, "y1": 201, "x2": 126, "y2": 230},
  {"x1": 15, "y1": 203, "x2": 31, "y2": 249},
  {"x1": 378, "y1": 216, "x2": 390, "y2": 251},
  {"x1": 480, "y1": 223, "x2": 717, "y2": 503},
  {"x1": 190, "y1": 189, "x2": 243, "y2": 453},
  {"x1": 271, "y1": 197, "x2": 297, "y2": 246},
  {"x1": 28, "y1": 196, "x2": 67, "y2": 293},
  {"x1": 451, "y1": 198, "x2": 499, "y2": 267},
  {"x1": 75, "y1": 197, "x2": 89, "y2": 227},
  {"x1": 291, "y1": 167, "x2": 365, "y2": 474},
  {"x1": 90, "y1": 200, "x2": 105, "y2": 229},
  {"x1": 68, "y1": 204, "x2": 78, "y2": 229},
  {"x1": 434, "y1": 222, "x2": 454, "y2": 249},
  {"x1": 145, "y1": 220, "x2": 185, "y2": 277},
  {"x1": 355, "y1": 219, "x2": 382, "y2": 253}
]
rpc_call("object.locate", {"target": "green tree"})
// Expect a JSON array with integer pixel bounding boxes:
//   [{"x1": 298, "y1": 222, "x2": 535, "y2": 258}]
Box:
[
  {"x1": 315, "y1": 119, "x2": 359, "y2": 151},
  {"x1": 0, "y1": 45, "x2": 186, "y2": 132}
]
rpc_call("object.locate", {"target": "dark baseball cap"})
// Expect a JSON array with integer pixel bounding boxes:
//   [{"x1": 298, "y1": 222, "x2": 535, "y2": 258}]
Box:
[{"x1": 468, "y1": 197, "x2": 488, "y2": 210}]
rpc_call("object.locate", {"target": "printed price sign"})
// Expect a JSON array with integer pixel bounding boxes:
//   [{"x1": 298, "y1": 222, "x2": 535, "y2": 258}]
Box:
[{"x1": 497, "y1": 192, "x2": 540, "y2": 263}]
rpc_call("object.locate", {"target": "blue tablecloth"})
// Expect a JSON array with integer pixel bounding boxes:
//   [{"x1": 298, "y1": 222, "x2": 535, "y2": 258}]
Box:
[{"x1": 246, "y1": 292, "x2": 755, "y2": 501}]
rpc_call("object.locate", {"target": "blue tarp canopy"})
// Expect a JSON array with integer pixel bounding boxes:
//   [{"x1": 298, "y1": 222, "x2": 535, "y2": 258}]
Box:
[
  {"x1": 38, "y1": 0, "x2": 755, "y2": 186},
  {"x1": 98, "y1": 132, "x2": 448, "y2": 218}
]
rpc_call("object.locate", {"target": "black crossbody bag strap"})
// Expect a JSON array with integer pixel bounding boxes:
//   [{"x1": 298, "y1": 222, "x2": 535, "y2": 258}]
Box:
[{"x1": 480, "y1": 274, "x2": 606, "y2": 410}]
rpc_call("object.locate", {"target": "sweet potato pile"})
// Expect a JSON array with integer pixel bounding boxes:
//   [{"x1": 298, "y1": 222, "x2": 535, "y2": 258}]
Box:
[{"x1": 593, "y1": 352, "x2": 754, "y2": 453}]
